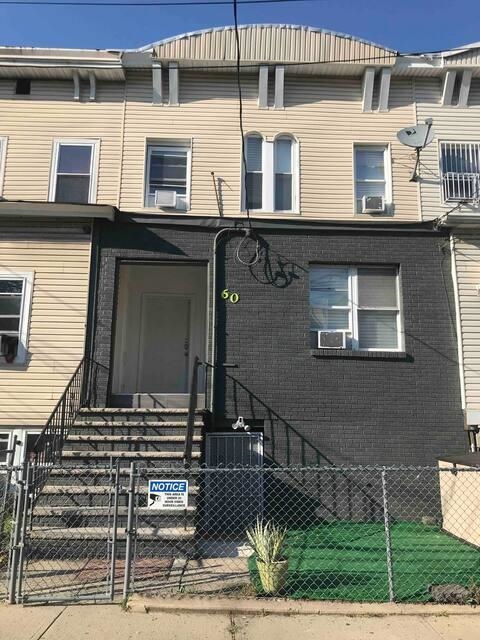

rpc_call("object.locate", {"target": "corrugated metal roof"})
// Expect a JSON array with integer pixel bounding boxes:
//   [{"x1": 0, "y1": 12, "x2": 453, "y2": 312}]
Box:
[{"x1": 137, "y1": 24, "x2": 397, "y2": 66}]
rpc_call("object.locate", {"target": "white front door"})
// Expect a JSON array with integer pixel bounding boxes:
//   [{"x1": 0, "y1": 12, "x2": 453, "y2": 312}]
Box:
[
  {"x1": 137, "y1": 294, "x2": 191, "y2": 394},
  {"x1": 112, "y1": 264, "x2": 207, "y2": 405}
]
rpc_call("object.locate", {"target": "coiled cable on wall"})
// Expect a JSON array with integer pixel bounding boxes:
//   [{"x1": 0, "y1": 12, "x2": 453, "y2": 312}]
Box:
[{"x1": 235, "y1": 229, "x2": 260, "y2": 266}]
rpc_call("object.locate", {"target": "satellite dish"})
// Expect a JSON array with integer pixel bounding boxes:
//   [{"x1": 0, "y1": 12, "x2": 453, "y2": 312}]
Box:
[
  {"x1": 397, "y1": 123, "x2": 434, "y2": 149},
  {"x1": 396, "y1": 118, "x2": 434, "y2": 182}
]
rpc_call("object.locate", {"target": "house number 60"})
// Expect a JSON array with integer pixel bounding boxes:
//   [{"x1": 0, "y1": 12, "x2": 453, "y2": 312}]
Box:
[{"x1": 221, "y1": 289, "x2": 239, "y2": 304}]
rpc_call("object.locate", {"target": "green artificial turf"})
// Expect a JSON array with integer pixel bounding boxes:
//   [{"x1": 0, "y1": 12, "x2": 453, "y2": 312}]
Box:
[{"x1": 248, "y1": 522, "x2": 480, "y2": 602}]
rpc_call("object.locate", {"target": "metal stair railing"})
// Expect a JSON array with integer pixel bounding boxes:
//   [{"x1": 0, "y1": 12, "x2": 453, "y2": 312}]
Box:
[{"x1": 31, "y1": 357, "x2": 105, "y2": 499}]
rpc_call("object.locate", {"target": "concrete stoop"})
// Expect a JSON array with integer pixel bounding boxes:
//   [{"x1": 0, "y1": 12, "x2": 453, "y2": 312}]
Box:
[{"x1": 28, "y1": 407, "x2": 205, "y2": 559}]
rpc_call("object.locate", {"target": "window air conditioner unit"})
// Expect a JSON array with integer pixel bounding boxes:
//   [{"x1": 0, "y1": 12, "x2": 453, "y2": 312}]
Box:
[
  {"x1": 362, "y1": 195, "x2": 385, "y2": 214},
  {"x1": 155, "y1": 190, "x2": 177, "y2": 208},
  {"x1": 0, "y1": 335, "x2": 18, "y2": 363},
  {"x1": 318, "y1": 331, "x2": 346, "y2": 349}
]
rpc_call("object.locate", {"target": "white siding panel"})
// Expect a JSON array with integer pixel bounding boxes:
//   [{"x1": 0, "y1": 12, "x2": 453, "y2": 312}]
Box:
[{"x1": 453, "y1": 232, "x2": 480, "y2": 411}]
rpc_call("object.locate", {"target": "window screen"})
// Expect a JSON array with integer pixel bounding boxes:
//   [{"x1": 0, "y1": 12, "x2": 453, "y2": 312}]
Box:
[
  {"x1": 54, "y1": 143, "x2": 94, "y2": 204},
  {"x1": 355, "y1": 146, "x2": 387, "y2": 213},
  {"x1": 310, "y1": 265, "x2": 401, "y2": 351}
]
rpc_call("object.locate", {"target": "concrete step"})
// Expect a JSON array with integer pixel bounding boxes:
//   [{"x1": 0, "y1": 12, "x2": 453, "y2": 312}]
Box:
[
  {"x1": 33, "y1": 506, "x2": 196, "y2": 516},
  {"x1": 36, "y1": 485, "x2": 198, "y2": 508},
  {"x1": 31, "y1": 505, "x2": 196, "y2": 528},
  {"x1": 66, "y1": 435, "x2": 201, "y2": 444},
  {"x1": 43, "y1": 472, "x2": 198, "y2": 493},
  {"x1": 40, "y1": 484, "x2": 198, "y2": 495},
  {"x1": 61, "y1": 450, "x2": 201, "y2": 460},
  {"x1": 72, "y1": 421, "x2": 200, "y2": 428},
  {"x1": 69, "y1": 426, "x2": 201, "y2": 438},
  {"x1": 78, "y1": 408, "x2": 203, "y2": 417},
  {"x1": 29, "y1": 526, "x2": 195, "y2": 540}
]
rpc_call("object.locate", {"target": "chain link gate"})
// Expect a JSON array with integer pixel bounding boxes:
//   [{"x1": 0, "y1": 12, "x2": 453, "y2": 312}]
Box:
[{"x1": 5, "y1": 461, "x2": 122, "y2": 604}]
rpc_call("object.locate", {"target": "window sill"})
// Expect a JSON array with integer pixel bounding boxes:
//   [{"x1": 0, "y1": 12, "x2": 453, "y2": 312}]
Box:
[{"x1": 310, "y1": 348, "x2": 409, "y2": 361}]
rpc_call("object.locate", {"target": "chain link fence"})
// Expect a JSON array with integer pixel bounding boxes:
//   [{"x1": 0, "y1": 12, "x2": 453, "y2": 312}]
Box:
[{"x1": 1, "y1": 462, "x2": 480, "y2": 604}]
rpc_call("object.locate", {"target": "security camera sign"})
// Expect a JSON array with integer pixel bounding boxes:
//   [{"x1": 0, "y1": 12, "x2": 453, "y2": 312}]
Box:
[{"x1": 148, "y1": 479, "x2": 189, "y2": 510}]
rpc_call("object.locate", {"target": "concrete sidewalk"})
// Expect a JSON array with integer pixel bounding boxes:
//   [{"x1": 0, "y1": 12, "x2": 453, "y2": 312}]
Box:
[{"x1": 0, "y1": 602, "x2": 479, "y2": 640}]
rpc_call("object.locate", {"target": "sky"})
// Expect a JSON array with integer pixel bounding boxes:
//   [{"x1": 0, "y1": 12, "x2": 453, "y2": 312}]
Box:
[{"x1": 0, "y1": 0, "x2": 478, "y2": 53}]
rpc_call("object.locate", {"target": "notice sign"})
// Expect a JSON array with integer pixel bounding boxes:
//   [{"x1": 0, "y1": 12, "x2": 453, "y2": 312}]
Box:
[{"x1": 148, "y1": 479, "x2": 189, "y2": 510}]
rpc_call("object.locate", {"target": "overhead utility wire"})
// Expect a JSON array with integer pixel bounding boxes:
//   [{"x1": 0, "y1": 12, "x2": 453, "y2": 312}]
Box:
[
  {"x1": 233, "y1": 0, "x2": 250, "y2": 230},
  {"x1": 0, "y1": 0, "x2": 318, "y2": 5},
  {"x1": 1, "y1": 51, "x2": 474, "y2": 73},
  {"x1": 0, "y1": 54, "x2": 398, "y2": 72},
  {"x1": 232, "y1": 0, "x2": 261, "y2": 266}
]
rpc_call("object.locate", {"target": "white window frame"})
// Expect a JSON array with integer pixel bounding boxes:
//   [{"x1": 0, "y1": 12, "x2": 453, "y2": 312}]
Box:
[
  {"x1": 0, "y1": 431, "x2": 11, "y2": 466},
  {"x1": 0, "y1": 272, "x2": 34, "y2": 365},
  {"x1": 48, "y1": 139, "x2": 100, "y2": 204},
  {"x1": 353, "y1": 143, "x2": 392, "y2": 214},
  {"x1": 144, "y1": 141, "x2": 192, "y2": 211},
  {"x1": 0, "y1": 429, "x2": 41, "y2": 467},
  {"x1": 0, "y1": 136, "x2": 7, "y2": 197},
  {"x1": 242, "y1": 133, "x2": 299, "y2": 214},
  {"x1": 310, "y1": 265, "x2": 403, "y2": 352}
]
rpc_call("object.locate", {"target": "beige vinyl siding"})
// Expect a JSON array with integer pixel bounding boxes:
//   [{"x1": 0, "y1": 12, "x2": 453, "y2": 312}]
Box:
[
  {"x1": 120, "y1": 72, "x2": 418, "y2": 220},
  {"x1": 415, "y1": 77, "x2": 480, "y2": 221},
  {"x1": 153, "y1": 25, "x2": 395, "y2": 65},
  {"x1": 453, "y1": 232, "x2": 480, "y2": 412},
  {"x1": 0, "y1": 227, "x2": 90, "y2": 426},
  {"x1": 444, "y1": 48, "x2": 480, "y2": 66},
  {"x1": 0, "y1": 79, "x2": 124, "y2": 205}
]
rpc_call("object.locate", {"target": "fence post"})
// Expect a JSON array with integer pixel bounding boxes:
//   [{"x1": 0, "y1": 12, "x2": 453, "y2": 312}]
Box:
[
  {"x1": 8, "y1": 462, "x2": 27, "y2": 604},
  {"x1": 109, "y1": 460, "x2": 120, "y2": 601},
  {"x1": 15, "y1": 462, "x2": 31, "y2": 604},
  {"x1": 123, "y1": 462, "x2": 136, "y2": 601},
  {"x1": 381, "y1": 467, "x2": 395, "y2": 602}
]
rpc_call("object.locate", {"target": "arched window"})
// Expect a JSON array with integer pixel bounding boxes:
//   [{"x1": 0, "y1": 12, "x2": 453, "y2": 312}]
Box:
[
  {"x1": 245, "y1": 134, "x2": 263, "y2": 210},
  {"x1": 274, "y1": 136, "x2": 294, "y2": 211}
]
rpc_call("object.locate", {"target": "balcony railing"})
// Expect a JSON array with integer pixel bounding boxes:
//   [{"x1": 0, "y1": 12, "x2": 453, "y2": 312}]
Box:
[
  {"x1": 442, "y1": 172, "x2": 480, "y2": 203},
  {"x1": 440, "y1": 142, "x2": 480, "y2": 203}
]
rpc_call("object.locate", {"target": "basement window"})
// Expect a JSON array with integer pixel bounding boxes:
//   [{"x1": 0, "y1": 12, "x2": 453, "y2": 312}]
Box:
[
  {"x1": 0, "y1": 433, "x2": 9, "y2": 464},
  {"x1": 15, "y1": 78, "x2": 31, "y2": 95},
  {"x1": 49, "y1": 140, "x2": 99, "y2": 204}
]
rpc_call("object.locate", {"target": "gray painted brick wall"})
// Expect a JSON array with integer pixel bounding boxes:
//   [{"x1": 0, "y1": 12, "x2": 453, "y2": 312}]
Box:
[{"x1": 92, "y1": 220, "x2": 466, "y2": 467}]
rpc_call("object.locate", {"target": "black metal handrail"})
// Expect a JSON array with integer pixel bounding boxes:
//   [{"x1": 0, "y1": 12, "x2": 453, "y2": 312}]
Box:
[
  {"x1": 33, "y1": 357, "x2": 86, "y2": 468},
  {"x1": 183, "y1": 356, "x2": 201, "y2": 468},
  {"x1": 183, "y1": 359, "x2": 238, "y2": 467}
]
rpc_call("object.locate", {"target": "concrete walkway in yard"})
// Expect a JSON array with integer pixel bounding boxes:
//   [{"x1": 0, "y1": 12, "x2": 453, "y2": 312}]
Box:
[{"x1": 0, "y1": 600, "x2": 479, "y2": 640}]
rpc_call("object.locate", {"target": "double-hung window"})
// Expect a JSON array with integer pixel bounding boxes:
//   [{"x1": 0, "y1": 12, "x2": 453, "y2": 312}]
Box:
[
  {"x1": 354, "y1": 145, "x2": 390, "y2": 214},
  {"x1": 145, "y1": 144, "x2": 190, "y2": 209},
  {"x1": 440, "y1": 142, "x2": 480, "y2": 203},
  {"x1": 245, "y1": 135, "x2": 263, "y2": 210},
  {"x1": 274, "y1": 137, "x2": 294, "y2": 211},
  {"x1": 244, "y1": 134, "x2": 298, "y2": 213},
  {"x1": 50, "y1": 140, "x2": 98, "y2": 204},
  {"x1": 310, "y1": 265, "x2": 402, "y2": 351},
  {"x1": 0, "y1": 273, "x2": 33, "y2": 364}
]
